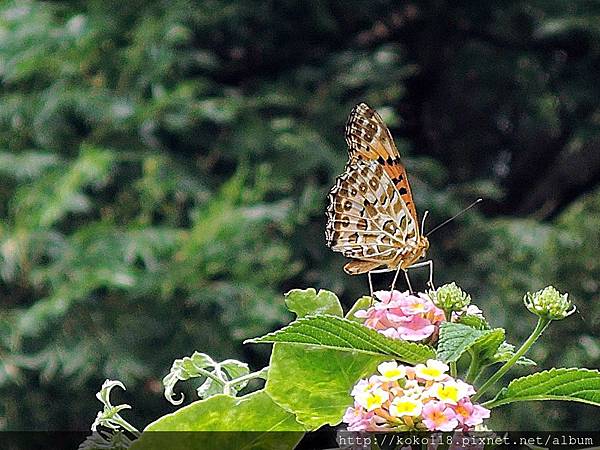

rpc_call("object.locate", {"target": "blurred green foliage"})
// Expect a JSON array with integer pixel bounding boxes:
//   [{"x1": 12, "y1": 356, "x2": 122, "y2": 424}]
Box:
[{"x1": 0, "y1": 0, "x2": 599, "y2": 432}]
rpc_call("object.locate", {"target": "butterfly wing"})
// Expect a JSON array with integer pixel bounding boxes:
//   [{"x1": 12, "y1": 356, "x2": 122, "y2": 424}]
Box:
[
  {"x1": 325, "y1": 159, "x2": 420, "y2": 274},
  {"x1": 345, "y1": 102, "x2": 419, "y2": 223}
]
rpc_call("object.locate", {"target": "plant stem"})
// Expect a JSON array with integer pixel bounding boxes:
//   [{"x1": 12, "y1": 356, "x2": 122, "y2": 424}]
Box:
[
  {"x1": 229, "y1": 367, "x2": 268, "y2": 387},
  {"x1": 195, "y1": 367, "x2": 226, "y2": 386},
  {"x1": 445, "y1": 308, "x2": 458, "y2": 377},
  {"x1": 465, "y1": 349, "x2": 480, "y2": 384},
  {"x1": 471, "y1": 317, "x2": 550, "y2": 402},
  {"x1": 113, "y1": 416, "x2": 141, "y2": 437},
  {"x1": 224, "y1": 367, "x2": 269, "y2": 395}
]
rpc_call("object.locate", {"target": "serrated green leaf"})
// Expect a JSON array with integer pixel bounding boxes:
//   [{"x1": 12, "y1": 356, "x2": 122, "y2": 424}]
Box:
[
  {"x1": 457, "y1": 314, "x2": 490, "y2": 330},
  {"x1": 472, "y1": 329, "x2": 506, "y2": 363},
  {"x1": 284, "y1": 288, "x2": 343, "y2": 318},
  {"x1": 345, "y1": 296, "x2": 372, "y2": 322},
  {"x1": 131, "y1": 391, "x2": 304, "y2": 450},
  {"x1": 485, "y1": 368, "x2": 600, "y2": 408},
  {"x1": 265, "y1": 343, "x2": 384, "y2": 429},
  {"x1": 436, "y1": 322, "x2": 504, "y2": 363},
  {"x1": 246, "y1": 315, "x2": 435, "y2": 364}
]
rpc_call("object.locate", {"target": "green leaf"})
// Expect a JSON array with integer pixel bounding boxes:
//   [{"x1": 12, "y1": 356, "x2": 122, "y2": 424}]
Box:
[
  {"x1": 284, "y1": 288, "x2": 343, "y2": 318},
  {"x1": 436, "y1": 322, "x2": 504, "y2": 364},
  {"x1": 246, "y1": 315, "x2": 435, "y2": 364},
  {"x1": 485, "y1": 368, "x2": 600, "y2": 408},
  {"x1": 345, "y1": 296, "x2": 372, "y2": 322},
  {"x1": 131, "y1": 391, "x2": 304, "y2": 450},
  {"x1": 457, "y1": 314, "x2": 490, "y2": 330},
  {"x1": 491, "y1": 343, "x2": 536, "y2": 367},
  {"x1": 471, "y1": 329, "x2": 506, "y2": 363},
  {"x1": 163, "y1": 352, "x2": 249, "y2": 405},
  {"x1": 265, "y1": 343, "x2": 384, "y2": 429}
]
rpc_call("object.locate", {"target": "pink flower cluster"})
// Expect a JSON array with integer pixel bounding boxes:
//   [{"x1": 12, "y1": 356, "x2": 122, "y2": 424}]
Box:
[
  {"x1": 354, "y1": 290, "x2": 446, "y2": 341},
  {"x1": 343, "y1": 360, "x2": 490, "y2": 432}
]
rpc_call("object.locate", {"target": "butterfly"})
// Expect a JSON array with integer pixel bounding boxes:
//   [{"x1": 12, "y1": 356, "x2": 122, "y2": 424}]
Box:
[{"x1": 325, "y1": 103, "x2": 432, "y2": 291}]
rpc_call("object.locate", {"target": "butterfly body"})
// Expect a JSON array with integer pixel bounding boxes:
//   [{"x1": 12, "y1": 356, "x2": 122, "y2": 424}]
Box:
[{"x1": 326, "y1": 103, "x2": 429, "y2": 276}]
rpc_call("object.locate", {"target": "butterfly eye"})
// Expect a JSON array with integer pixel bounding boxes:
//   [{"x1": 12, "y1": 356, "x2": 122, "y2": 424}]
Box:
[
  {"x1": 359, "y1": 182, "x2": 368, "y2": 193},
  {"x1": 350, "y1": 187, "x2": 358, "y2": 196},
  {"x1": 343, "y1": 200, "x2": 353, "y2": 211},
  {"x1": 369, "y1": 178, "x2": 378, "y2": 189}
]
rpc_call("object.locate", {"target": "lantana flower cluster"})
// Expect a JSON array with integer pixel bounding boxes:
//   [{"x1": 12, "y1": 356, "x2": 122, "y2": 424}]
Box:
[
  {"x1": 343, "y1": 360, "x2": 490, "y2": 432},
  {"x1": 354, "y1": 290, "x2": 483, "y2": 342},
  {"x1": 354, "y1": 290, "x2": 445, "y2": 341}
]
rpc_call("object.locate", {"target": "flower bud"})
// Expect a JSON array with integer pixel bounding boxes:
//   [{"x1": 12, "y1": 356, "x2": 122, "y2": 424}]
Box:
[
  {"x1": 429, "y1": 283, "x2": 471, "y2": 313},
  {"x1": 524, "y1": 286, "x2": 575, "y2": 320}
]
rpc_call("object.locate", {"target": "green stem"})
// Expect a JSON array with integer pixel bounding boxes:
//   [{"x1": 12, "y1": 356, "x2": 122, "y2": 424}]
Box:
[
  {"x1": 450, "y1": 361, "x2": 457, "y2": 378},
  {"x1": 195, "y1": 367, "x2": 226, "y2": 386},
  {"x1": 445, "y1": 309, "x2": 458, "y2": 378},
  {"x1": 472, "y1": 317, "x2": 550, "y2": 402},
  {"x1": 224, "y1": 367, "x2": 268, "y2": 395},
  {"x1": 229, "y1": 367, "x2": 268, "y2": 387},
  {"x1": 113, "y1": 416, "x2": 141, "y2": 437},
  {"x1": 465, "y1": 349, "x2": 480, "y2": 384}
]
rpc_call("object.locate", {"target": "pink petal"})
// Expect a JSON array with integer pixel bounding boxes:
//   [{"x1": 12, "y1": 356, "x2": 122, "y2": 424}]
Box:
[{"x1": 396, "y1": 316, "x2": 436, "y2": 340}]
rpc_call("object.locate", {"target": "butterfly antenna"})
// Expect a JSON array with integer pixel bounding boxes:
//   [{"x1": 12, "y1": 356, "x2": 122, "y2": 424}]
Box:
[{"x1": 425, "y1": 198, "x2": 483, "y2": 237}]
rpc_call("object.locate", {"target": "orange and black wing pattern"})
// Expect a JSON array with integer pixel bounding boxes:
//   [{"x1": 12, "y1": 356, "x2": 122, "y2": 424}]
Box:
[{"x1": 344, "y1": 103, "x2": 418, "y2": 222}]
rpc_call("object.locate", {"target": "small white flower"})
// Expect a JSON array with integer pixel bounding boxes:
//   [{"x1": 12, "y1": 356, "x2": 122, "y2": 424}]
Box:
[
  {"x1": 377, "y1": 361, "x2": 406, "y2": 381},
  {"x1": 355, "y1": 386, "x2": 389, "y2": 411},
  {"x1": 429, "y1": 380, "x2": 473, "y2": 405},
  {"x1": 465, "y1": 305, "x2": 484, "y2": 317},
  {"x1": 389, "y1": 396, "x2": 423, "y2": 417},
  {"x1": 414, "y1": 359, "x2": 449, "y2": 381}
]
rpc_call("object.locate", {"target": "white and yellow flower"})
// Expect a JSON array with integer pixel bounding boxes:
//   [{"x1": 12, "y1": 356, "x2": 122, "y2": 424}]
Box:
[
  {"x1": 389, "y1": 396, "x2": 423, "y2": 418},
  {"x1": 377, "y1": 361, "x2": 406, "y2": 381},
  {"x1": 429, "y1": 380, "x2": 471, "y2": 405},
  {"x1": 355, "y1": 386, "x2": 389, "y2": 411},
  {"x1": 414, "y1": 359, "x2": 449, "y2": 381}
]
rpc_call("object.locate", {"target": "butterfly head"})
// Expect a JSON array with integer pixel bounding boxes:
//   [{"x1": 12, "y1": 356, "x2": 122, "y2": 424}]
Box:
[{"x1": 398, "y1": 236, "x2": 429, "y2": 270}]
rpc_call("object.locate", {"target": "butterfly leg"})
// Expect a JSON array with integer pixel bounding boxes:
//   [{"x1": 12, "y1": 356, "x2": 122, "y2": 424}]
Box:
[
  {"x1": 406, "y1": 259, "x2": 435, "y2": 291},
  {"x1": 368, "y1": 271, "x2": 375, "y2": 300},
  {"x1": 426, "y1": 260, "x2": 435, "y2": 290},
  {"x1": 368, "y1": 267, "x2": 413, "y2": 293},
  {"x1": 367, "y1": 267, "x2": 395, "y2": 299},
  {"x1": 403, "y1": 270, "x2": 414, "y2": 294},
  {"x1": 390, "y1": 266, "x2": 402, "y2": 292}
]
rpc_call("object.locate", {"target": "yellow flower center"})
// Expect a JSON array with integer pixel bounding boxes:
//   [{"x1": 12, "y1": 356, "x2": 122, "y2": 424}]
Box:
[
  {"x1": 382, "y1": 368, "x2": 403, "y2": 378},
  {"x1": 394, "y1": 400, "x2": 419, "y2": 415},
  {"x1": 421, "y1": 367, "x2": 443, "y2": 378},
  {"x1": 411, "y1": 301, "x2": 426, "y2": 312},
  {"x1": 455, "y1": 405, "x2": 469, "y2": 418},
  {"x1": 436, "y1": 384, "x2": 460, "y2": 403},
  {"x1": 431, "y1": 411, "x2": 447, "y2": 426},
  {"x1": 365, "y1": 391, "x2": 386, "y2": 410}
]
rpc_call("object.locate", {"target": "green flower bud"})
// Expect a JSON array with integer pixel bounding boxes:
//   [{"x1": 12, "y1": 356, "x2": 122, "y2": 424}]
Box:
[
  {"x1": 524, "y1": 286, "x2": 575, "y2": 320},
  {"x1": 429, "y1": 282, "x2": 471, "y2": 313}
]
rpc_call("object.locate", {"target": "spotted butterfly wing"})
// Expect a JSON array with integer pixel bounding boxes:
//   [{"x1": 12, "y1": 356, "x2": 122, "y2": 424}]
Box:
[
  {"x1": 326, "y1": 103, "x2": 428, "y2": 275},
  {"x1": 344, "y1": 103, "x2": 418, "y2": 220}
]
